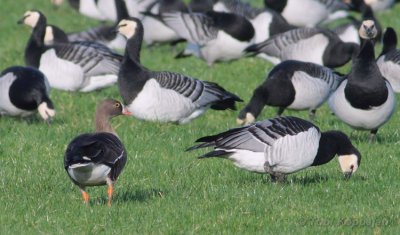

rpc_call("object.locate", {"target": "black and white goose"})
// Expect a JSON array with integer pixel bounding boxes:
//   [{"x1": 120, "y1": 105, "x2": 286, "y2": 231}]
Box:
[
  {"x1": 377, "y1": 28, "x2": 400, "y2": 92},
  {"x1": 19, "y1": 10, "x2": 122, "y2": 92},
  {"x1": 264, "y1": 0, "x2": 349, "y2": 27},
  {"x1": 348, "y1": 0, "x2": 396, "y2": 12},
  {"x1": 187, "y1": 116, "x2": 362, "y2": 182},
  {"x1": 0, "y1": 66, "x2": 55, "y2": 122},
  {"x1": 140, "y1": 0, "x2": 188, "y2": 46},
  {"x1": 161, "y1": 11, "x2": 255, "y2": 66},
  {"x1": 116, "y1": 18, "x2": 242, "y2": 124},
  {"x1": 237, "y1": 60, "x2": 344, "y2": 125},
  {"x1": 328, "y1": 20, "x2": 396, "y2": 141},
  {"x1": 64, "y1": 99, "x2": 129, "y2": 206},
  {"x1": 245, "y1": 27, "x2": 359, "y2": 68},
  {"x1": 52, "y1": 0, "x2": 115, "y2": 21},
  {"x1": 66, "y1": 0, "x2": 130, "y2": 50}
]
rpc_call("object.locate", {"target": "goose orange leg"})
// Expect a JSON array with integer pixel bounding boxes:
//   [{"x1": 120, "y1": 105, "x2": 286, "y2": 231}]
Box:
[
  {"x1": 106, "y1": 178, "x2": 114, "y2": 207},
  {"x1": 80, "y1": 188, "x2": 89, "y2": 204}
]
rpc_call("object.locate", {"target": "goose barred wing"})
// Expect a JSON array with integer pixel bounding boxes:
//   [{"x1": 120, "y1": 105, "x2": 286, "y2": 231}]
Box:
[
  {"x1": 53, "y1": 43, "x2": 122, "y2": 76},
  {"x1": 384, "y1": 50, "x2": 400, "y2": 64},
  {"x1": 154, "y1": 71, "x2": 241, "y2": 108},
  {"x1": 68, "y1": 25, "x2": 115, "y2": 43},
  {"x1": 300, "y1": 62, "x2": 345, "y2": 89},
  {"x1": 245, "y1": 28, "x2": 321, "y2": 55},
  {"x1": 321, "y1": 0, "x2": 349, "y2": 12},
  {"x1": 188, "y1": 116, "x2": 318, "y2": 153},
  {"x1": 161, "y1": 12, "x2": 218, "y2": 45}
]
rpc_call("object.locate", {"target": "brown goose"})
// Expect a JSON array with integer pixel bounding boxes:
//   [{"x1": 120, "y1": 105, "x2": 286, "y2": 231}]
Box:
[{"x1": 64, "y1": 99, "x2": 130, "y2": 206}]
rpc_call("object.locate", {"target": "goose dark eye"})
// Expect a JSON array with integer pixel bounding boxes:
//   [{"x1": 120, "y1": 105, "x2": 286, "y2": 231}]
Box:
[
  {"x1": 350, "y1": 165, "x2": 354, "y2": 170},
  {"x1": 115, "y1": 103, "x2": 120, "y2": 108}
]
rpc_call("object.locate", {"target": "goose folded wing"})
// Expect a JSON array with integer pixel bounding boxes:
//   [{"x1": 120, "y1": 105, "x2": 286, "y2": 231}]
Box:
[
  {"x1": 190, "y1": 116, "x2": 317, "y2": 152},
  {"x1": 161, "y1": 12, "x2": 218, "y2": 45},
  {"x1": 65, "y1": 133, "x2": 126, "y2": 168},
  {"x1": 52, "y1": 43, "x2": 122, "y2": 76},
  {"x1": 153, "y1": 71, "x2": 238, "y2": 107},
  {"x1": 245, "y1": 28, "x2": 321, "y2": 55}
]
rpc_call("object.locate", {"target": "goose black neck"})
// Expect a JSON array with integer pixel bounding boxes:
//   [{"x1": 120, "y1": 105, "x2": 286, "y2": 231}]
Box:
[
  {"x1": 312, "y1": 131, "x2": 354, "y2": 166},
  {"x1": 357, "y1": 39, "x2": 375, "y2": 64},
  {"x1": 25, "y1": 14, "x2": 47, "y2": 67},
  {"x1": 381, "y1": 28, "x2": 397, "y2": 56},
  {"x1": 115, "y1": 0, "x2": 129, "y2": 22},
  {"x1": 238, "y1": 87, "x2": 266, "y2": 120},
  {"x1": 124, "y1": 26, "x2": 144, "y2": 65}
]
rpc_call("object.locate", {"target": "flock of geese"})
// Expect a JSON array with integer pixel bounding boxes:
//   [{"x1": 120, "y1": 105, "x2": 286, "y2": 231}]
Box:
[{"x1": 1, "y1": 0, "x2": 400, "y2": 205}]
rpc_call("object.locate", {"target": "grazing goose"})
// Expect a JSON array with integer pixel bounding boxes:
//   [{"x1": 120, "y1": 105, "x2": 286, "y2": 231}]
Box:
[
  {"x1": 237, "y1": 60, "x2": 344, "y2": 125},
  {"x1": 187, "y1": 116, "x2": 362, "y2": 182},
  {"x1": 19, "y1": 10, "x2": 122, "y2": 92},
  {"x1": 66, "y1": 0, "x2": 129, "y2": 50},
  {"x1": 51, "y1": 0, "x2": 110, "y2": 21},
  {"x1": 328, "y1": 20, "x2": 396, "y2": 141},
  {"x1": 140, "y1": 0, "x2": 188, "y2": 46},
  {"x1": 0, "y1": 66, "x2": 55, "y2": 122},
  {"x1": 116, "y1": 18, "x2": 242, "y2": 124},
  {"x1": 161, "y1": 11, "x2": 255, "y2": 65},
  {"x1": 65, "y1": 99, "x2": 129, "y2": 206},
  {"x1": 264, "y1": 0, "x2": 349, "y2": 27},
  {"x1": 377, "y1": 27, "x2": 400, "y2": 92},
  {"x1": 245, "y1": 27, "x2": 359, "y2": 68},
  {"x1": 189, "y1": 0, "x2": 215, "y2": 12}
]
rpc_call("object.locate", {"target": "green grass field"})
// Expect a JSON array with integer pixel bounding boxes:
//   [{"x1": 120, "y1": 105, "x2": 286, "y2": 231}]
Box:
[{"x1": 1, "y1": 0, "x2": 400, "y2": 234}]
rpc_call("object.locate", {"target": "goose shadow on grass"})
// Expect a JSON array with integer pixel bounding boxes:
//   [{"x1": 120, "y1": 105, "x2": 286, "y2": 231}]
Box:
[{"x1": 261, "y1": 173, "x2": 367, "y2": 186}]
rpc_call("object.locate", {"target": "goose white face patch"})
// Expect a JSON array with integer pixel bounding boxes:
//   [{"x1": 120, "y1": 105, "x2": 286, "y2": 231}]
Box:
[
  {"x1": 117, "y1": 20, "x2": 137, "y2": 39},
  {"x1": 359, "y1": 20, "x2": 377, "y2": 39},
  {"x1": 44, "y1": 26, "x2": 54, "y2": 45},
  {"x1": 338, "y1": 154, "x2": 359, "y2": 174},
  {"x1": 38, "y1": 102, "x2": 56, "y2": 121},
  {"x1": 23, "y1": 11, "x2": 40, "y2": 28}
]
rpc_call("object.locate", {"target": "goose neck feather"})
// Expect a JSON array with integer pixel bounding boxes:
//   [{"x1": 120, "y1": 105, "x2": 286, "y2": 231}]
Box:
[{"x1": 25, "y1": 13, "x2": 47, "y2": 67}]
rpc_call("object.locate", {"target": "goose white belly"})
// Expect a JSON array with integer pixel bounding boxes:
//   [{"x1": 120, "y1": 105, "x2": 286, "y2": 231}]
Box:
[
  {"x1": 0, "y1": 73, "x2": 34, "y2": 117},
  {"x1": 377, "y1": 57, "x2": 400, "y2": 92},
  {"x1": 265, "y1": 128, "x2": 320, "y2": 174},
  {"x1": 126, "y1": 79, "x2": 199, "y2": 122},
  {"x1": 328, "y1": 80, "x2": 396, "y2": 130},
  {"x1": 282, "y1": 0, "x2": 328, "y2": 26},
  {"x1": 281, "y1": 34, "x2": 328, "y2": 65},
  {"x1": 288, "y1": 71, "x2": 332, "y2": 110},
  {"x1": 250, "y1": 12, "x2": 273, "y2": 44},
  {"x1": 67, "y1": 162, "x2": 111, "y2": 186},
  {"x1": 143, "y1": 17, "x2": 180, "y2": 45},
  {"x1": 337, "y1": 25, "x2": 360, "y2": 44},
  {"x1": 201, "y1": 31, "x2": 251, "y2": 65},
  {"x1": 226, "y1": 150, "x2": 266, "y2": 173},
  {"x1": 39, "y1": 49, "x2": 85, "y2": 91},
  {"x1": 365, "y1": 0, "x2": 395, "y2": 11}
]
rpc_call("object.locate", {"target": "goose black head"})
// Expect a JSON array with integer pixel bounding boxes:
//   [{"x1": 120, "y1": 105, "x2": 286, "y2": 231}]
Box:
[{"x1": 359, "y1": 20, "x2": 377, "y2": 39}]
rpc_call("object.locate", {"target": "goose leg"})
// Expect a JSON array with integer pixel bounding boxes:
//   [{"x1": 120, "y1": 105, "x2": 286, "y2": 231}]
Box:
[
  {"x1": 106, "y1": 178, "x2": 114, "y2": 207},
  {"x1": 309, "y1": 109, "x2": 316, "y2": 121},
  {"x1": 369, "y1": 129, "x2": 378, "y2": 143},
  {"x1": 264, "y1": 161, "x2": 285, "y2": 182},
  {"x1": 80, "y1": 187, "x2": 89, "y2": 204}
]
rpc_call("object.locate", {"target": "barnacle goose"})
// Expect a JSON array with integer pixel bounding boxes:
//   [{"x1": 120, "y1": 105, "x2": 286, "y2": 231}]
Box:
[
  {"x1": 116, "y1": 18, "x2": 242, "y2": 124},
  {"x1": 19, "y1": 10, "x2": 122, "y2": 92},
  {"x1": 245, "y1": 27, "x2": 359, "y2": 68},
  {"x1": 348, "y1": 0, "x2": 396, "y2": 12},
  {"x1": 237, "y1": 60, "x2": 344, "y2": 125},
  {"x1": 264, "y1": 0, "x2": 349, "y2": 27},
  {"x1": 140, "y1": 0, "x2": 188, "y2": 46},
  {"x1": 0, "y1": 66, "x2": 55, "y2": 123},
  {"x1": 377, "y1": 27, "x2": 400, "y2": 92},
  {"x1": 187, "y1": 116, "x2": 362, "y2": 182},
  {"x1": 65, "y1": 99, "x2": 130, "y2": 206},
  {"x1": 328, "y1": 20, "x2": 396, "y2": 141},
  {"x1": 161, "y1": 11, "x2": 255, "y2": 66}
]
